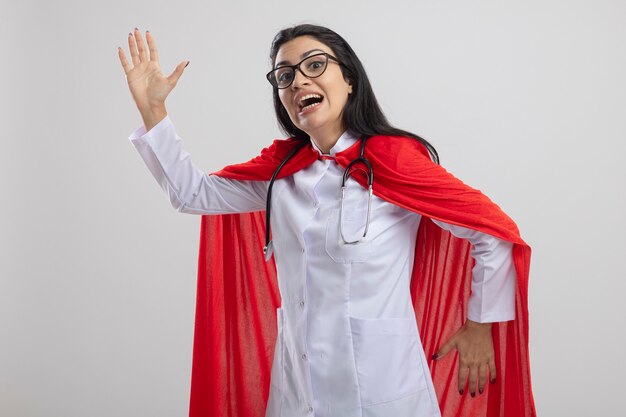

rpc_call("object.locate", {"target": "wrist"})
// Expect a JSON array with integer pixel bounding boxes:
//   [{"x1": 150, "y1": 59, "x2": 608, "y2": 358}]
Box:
[
  {"x1": 465, "y1": 319, "x2": 492, "y2": 331},
  {"x1": 139, "y1": 104, "x2": 168, "y2": 132},
  {"x1": 139, "y1": 102, "x2": 167, "y2": 116},
  {"x1": 149, "y1": 101, "x2": 167, "y2": 111}
]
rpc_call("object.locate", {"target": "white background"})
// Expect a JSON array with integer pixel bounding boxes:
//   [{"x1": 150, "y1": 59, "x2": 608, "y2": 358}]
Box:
[{"x1": 1, "y1": 0, "x2": 624, "y2": 416}]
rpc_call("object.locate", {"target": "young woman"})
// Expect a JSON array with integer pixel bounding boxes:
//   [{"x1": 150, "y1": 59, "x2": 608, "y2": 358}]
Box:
[{"x1": 119, "y1": 24, "x2": 534, "y2": 417}]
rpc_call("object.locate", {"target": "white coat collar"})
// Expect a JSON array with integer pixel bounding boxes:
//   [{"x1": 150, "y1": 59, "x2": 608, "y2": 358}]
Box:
[{"x1": 309, "y1": 130, "x2": 359, "y2": 157}]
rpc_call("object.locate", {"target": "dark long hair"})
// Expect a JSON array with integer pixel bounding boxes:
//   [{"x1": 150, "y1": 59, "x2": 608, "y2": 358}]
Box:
[{"x1": 269, "y1": 24, "x2": 439, "y2": 164}]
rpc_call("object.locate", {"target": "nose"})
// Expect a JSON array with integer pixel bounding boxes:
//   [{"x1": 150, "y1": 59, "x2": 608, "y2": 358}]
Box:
[{"x1": 290, "y1": 67, "x2": 311, "y2": 89}]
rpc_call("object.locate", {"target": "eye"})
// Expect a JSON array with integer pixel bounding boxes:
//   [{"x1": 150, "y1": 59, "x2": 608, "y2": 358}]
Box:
[
  {"x1": 276, "y1": 69, "x2": 294, "y2": 83},
  {"x1": 306, "y1": 60, "x2": 325, "y2": 71}
]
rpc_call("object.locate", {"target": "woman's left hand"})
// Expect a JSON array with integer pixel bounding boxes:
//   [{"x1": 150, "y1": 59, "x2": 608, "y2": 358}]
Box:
[{"x1": 431, "y1": 319, "x2": 496, "y2": 397}]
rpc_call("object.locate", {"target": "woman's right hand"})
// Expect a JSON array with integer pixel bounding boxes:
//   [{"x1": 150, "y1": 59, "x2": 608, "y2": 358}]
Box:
[{"x1": 118, "y1": 28, "x2": 188, "y2": 117}]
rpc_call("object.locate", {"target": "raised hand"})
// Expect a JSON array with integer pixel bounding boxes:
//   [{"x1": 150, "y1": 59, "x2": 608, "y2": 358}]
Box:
[{"x1": 118, "y1": 28, "x2": 189, "y2": 129}]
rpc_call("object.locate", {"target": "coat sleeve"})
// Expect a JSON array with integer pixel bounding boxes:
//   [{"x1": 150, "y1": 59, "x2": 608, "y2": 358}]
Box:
[
  {"x1": 431, "y1": 219, "x2": 516, "y2": 323},
  {"x1": 128, "y1": 115, "x2": 268, "y2": 215}
]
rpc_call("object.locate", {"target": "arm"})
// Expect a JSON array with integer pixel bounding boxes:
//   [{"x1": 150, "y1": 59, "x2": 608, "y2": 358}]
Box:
[
  {"x1": 128, "y1": 115, "x2": 268, "y2": 214},
  {"x1": 120, "y1": 29, "x2": 266, "y2": 215},
  {"x1": 430, "y1": 219, "x2": 517, "y2": 397}
]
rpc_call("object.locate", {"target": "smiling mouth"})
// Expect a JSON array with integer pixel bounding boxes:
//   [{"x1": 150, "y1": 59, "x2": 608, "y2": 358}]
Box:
[{"x1": 298, "y1": 94, "x2": 324, "y2": 112}]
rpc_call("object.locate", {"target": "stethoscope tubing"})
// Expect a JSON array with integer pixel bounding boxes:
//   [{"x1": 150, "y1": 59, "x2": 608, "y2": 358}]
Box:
[
  {"x1": 263, "y1": 136, "x2": 372, "y2": 259},
  {"x1": 339, "y1": 139, "x2": 373, "y2": 244}
]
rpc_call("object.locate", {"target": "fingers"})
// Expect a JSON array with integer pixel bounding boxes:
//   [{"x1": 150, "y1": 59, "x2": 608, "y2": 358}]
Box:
[
  {"x1": 460, "y1": 359, "x2": 496, "y2": 397},
  {"x1": 477, "y1": 362, "x2": 488, "y2": 394},
  {"x1": 118, "y1": 47, "x2": 131, "y2": 75},
  {"x1": 433, "y1": 322, "x2": 498, "y2": 397},
  {"x1": 119, "y1": 28, "x2": 158, "y2": 76},
  {"x1": 459, "y1": 360, "x2": 496, "y2": 397},
  {"x1": 432, "y1": 332, "x2": 459, "y2": 361},
  {"x1": 489, "y1": 358, "x2": 497, "y2": 385},
  {"x1": 127, "y1": 30, "x2": 139, "y2": 67},
  {"x1": 457, "y1": 361, "x2": 469, "y2": 395},
  {"x1": 167, "y1": 60, "x2": 190, "y2": 86},
  {"x1": 125, "y1": 28, "x2": 152, "y2": 66},
  {"x1": 459, "y1": 355, "x2": 479, "y2": 397},
  {"x1": 467, "y1": 366, "x2": 478, "y2": 397},
  {"x1": 468, "y1": 363, "x2": 479, "y2": 397},
  {"x1": 459, "y1": 360, "x2": 488, "y2": 397},
  {"x1": 133, "y1": 28, "x2": 148, "y2": 63},
  {"x1": 145, "y1": 31, "x2": 159, "y2": 62}
]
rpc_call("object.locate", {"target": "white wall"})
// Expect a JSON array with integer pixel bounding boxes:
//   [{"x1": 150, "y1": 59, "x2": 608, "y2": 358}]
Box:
[{"x1": 1, "y1": 0, "x2": 624, "y2": 416}]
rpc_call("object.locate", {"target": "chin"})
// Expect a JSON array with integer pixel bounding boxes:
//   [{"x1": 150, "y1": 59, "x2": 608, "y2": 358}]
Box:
[{"x1": 295, "y1": 114, "x2": 329, "y2": 134}]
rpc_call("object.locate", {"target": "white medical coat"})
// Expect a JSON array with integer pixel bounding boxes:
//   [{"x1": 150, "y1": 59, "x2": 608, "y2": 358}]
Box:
[{"x1": 128, "y1": 116, "x2": 517, "y2": 417}]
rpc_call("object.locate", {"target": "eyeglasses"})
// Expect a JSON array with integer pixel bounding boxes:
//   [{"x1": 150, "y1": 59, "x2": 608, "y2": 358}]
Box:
[{"x1": 266, "y1": 52, "x2": 343, "y2": 89}]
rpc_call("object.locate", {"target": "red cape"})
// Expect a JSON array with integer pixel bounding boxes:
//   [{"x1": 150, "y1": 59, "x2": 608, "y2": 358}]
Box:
[{"x1": 188, "y1": 135, "x2": 536, "y2": 417}]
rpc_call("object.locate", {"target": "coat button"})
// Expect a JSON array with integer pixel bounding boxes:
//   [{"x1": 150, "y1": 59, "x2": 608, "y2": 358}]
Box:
[
  {"x1": 299, "y1": 300, "x2": 305, "y2": 308},
  {"x1": 301, "y1": 353, "x2": 307, "y2": 360},
  {"x1": 308, "y1": 405, "x2": 313, "y2": 413}
]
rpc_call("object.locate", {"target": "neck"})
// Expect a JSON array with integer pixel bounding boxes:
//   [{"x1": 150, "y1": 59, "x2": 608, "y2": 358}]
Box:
[{"x1": 308, "y1": 124, "x2": 346, "y2": 154}]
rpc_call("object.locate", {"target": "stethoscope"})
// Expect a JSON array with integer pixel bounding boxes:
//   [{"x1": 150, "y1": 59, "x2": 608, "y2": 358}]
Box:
[{"x1": 263, "y1": 136, "x2": 374, "y2": 260}]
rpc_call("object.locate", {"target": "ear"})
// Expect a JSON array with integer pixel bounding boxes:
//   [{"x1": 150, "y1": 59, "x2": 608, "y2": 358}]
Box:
[{"x1": 348, "y1": 83, "x2": 353, "y2": 94}]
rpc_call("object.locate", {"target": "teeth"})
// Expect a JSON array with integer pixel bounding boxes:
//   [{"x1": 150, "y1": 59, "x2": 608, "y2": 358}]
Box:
[
  {"x1": 301, "y1": 101, "x2": 321, "y2": 111},
  {"x1": 298, "y1": 93, "x2": 322, "y2": 106}
]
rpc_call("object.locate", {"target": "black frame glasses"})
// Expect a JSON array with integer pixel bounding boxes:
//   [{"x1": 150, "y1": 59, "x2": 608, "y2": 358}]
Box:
[{"x1": 266, "y1": 52, "x2": 343, "y2": 89}]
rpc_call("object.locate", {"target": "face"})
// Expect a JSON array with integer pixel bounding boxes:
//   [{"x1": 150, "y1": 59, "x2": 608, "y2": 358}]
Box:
[{"x1": 273, "y1": 36, "x2": 353, "y2": 142}]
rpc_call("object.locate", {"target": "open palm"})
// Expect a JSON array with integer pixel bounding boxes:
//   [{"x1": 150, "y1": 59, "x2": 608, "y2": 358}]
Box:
[{"x1": 118, "y1": 28, "x2": 188, "y2": 111}]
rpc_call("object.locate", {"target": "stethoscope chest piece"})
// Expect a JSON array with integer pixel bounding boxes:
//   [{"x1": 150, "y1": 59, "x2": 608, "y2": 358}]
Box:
[{"x1": 263, "y1": 240, "x2": 274, "y2": 261}]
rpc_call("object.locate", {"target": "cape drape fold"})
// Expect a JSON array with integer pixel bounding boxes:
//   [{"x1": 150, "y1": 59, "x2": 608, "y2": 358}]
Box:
[{"x1": 189, "y1": 135, "x2": 535, "y2": 417}]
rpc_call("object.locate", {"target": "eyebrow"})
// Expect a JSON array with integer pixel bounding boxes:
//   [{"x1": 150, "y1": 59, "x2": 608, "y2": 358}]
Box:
[{"x1": 275, "y1": 48, "x2": 326, "y2": 68}]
